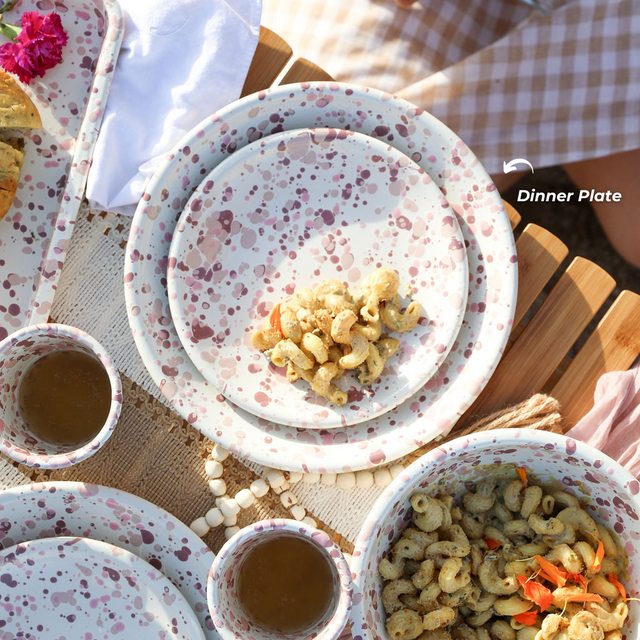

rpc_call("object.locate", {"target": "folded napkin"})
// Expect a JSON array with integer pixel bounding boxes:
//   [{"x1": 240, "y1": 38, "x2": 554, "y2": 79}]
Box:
[
  {"x1": 86, "y1": 0, "x2": 262, "y2": 216},
  {"x1": 566, "y1": 365, "x2": 640, "y2": 477}
]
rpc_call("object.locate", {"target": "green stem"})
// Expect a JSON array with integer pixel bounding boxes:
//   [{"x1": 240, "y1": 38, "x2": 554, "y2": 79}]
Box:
[
  {"x1": 0, "y1": 0, "x2": 19, "y2": 13},
  {"x1": 0, "y1": 20, "x2": 20, "y2": 40}
]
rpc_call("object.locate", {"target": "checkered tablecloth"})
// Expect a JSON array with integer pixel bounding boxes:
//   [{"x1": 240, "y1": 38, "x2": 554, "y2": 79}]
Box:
[{"x1": 263, "y1": 0, "x2": 640, "y2": 174}]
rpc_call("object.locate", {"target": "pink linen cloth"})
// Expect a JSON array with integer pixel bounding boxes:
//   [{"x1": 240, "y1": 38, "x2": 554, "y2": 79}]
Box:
[{"x1": 566, "y1": 365, "x2": 640, "y2": 477}]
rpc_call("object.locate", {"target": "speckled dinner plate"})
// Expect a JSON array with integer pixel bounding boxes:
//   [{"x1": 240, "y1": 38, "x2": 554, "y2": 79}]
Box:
[
  {"x1": 125, "y1": 82, "x2": 518, "y2": 473},
  {"x1": 0, "y1": 482, "x2": 218, "y2": 639},
  {"x1": 167, "y1": 128, "x2": 468, "y2": 429},
  {"x1": 0, "y1": 536, "x2": 205, "y2": 639}
]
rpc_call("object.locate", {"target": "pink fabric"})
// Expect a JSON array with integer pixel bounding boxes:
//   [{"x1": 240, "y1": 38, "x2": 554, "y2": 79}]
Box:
[{"x1": 566, "y1": 366, "x2": 640, "y2": 477}]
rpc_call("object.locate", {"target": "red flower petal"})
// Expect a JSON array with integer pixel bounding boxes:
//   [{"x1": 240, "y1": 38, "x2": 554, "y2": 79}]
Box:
[
  {"x1": 516, "y1": 467, "x2": 528, "y2": 487},
  {"x1": 517, "y1": 575, "x2": 555, "y2": 612},
  {"x1": 514, "y1": 611, "x2": 538, "y2": 626},
  {"x1": 535, "y1": 556, "x2": 568, "y2": 588},
  {"x1": 608, "y1": 574, "x2": 627, "y2": 600},
  {"x1": 592, "y1": 541, "x2": 605, "y2": 572},
  {"x1": 484, "y1": 537, "x2": 502, "y2": 550}
]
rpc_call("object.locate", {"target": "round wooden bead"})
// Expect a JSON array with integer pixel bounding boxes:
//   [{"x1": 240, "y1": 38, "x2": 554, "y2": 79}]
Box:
[
  {"x1": 343, "y1": 552, "x2": 353, "y2": 566},
  {"x1": 356, "y1": 470, "x2": 374, "y2": 489},
  {"x1": 320, "y1": 473, "x2": 337, "y2": 485},
  {"x1": 249, "y1": 478, "x2": 269, "y2": 498},
  {"x1": 390, "y1": 464, "x2": 404, "y2": 479},
  {"x1": 225, "y1": 526, "x2": 240, "y2": 540},
  {"x1": 336, "y1": 472, "x2": 356, "y2": 490},
  {"x1": 215, "y1": 495, "x2": 229, "y2": 508},
  {"x1": 223, "y1": 514, "x2": 238, "y2": 527},
  {"x1": 302, "y1": 516, "x2": 317, "y2": 528},
  {"x1": 266, "y1": 470, "x2": 286, "y2": 488},
  {"x1": 290, "y1": 505, "x2": 306, "y2": 520},
  {"x1": 271, "y1": 482, "x2": 289, "y2": 495},
  {"x1": 211, "y1": 444, "x2": 230, "y2": 462},
  {"x1": 373, "y1": 468, "x2": 393, "y2": 487},
  {"x1": 280, "y1": 490, "x2": 298, "y2": 509},
  {"x1": 235, "y1": 488, "x2": 255, "y2": 509},
  {"x1": 190, "y1": 517, "x2": 210, "y2": 537},
  {"x1": 208, "y1": 479, "x2": 227, "y2": 496},
  {"x1": 302, "y1": 473, "x2": 321, "y2": 484},
  {"x1": 288, "y1": 471, "x2": 303, "y2": 483},
  {"x1": 204, "y1": 507, "x2": 224, "y2": 528},
  {"x1": 205, "y1": 460, "x2": 224, "y2": 479},
  {"x1": 219, "y1": 497, "x2": 241, "y2": 518}
]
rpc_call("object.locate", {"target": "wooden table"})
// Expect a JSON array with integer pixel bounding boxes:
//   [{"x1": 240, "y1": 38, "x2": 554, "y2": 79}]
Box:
[{"x1": 243, "y1": 27, "x2": 640, "y2": 434}]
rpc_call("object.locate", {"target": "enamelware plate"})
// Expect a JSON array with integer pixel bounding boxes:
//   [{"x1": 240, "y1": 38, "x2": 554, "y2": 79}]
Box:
[
  {"x1": 0, "y1": 536, "x2": 205, "y2": 639},
  {"x1": 167, "y1": 128, "x2": 467, "y2": 429},
  {"x1": 125, "y1": 82, "x2": 518, "y2": 472},
  {"x1": 0, "y1": 482, "x2": 218, "y2": 639}
]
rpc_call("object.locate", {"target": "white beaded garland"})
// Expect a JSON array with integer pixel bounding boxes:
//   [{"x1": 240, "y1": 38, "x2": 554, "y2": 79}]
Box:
[
  {"x1": 208, "y1": 479, "x2": 227, "y2": 496},
  {"x1": 225, "y1": 526, "x2": 240, "y2": 540},
  {"x1": 288, "y1": 471, "x2": 303, "y2": 483},
  {"x1": 223, "y1": 514, "x2": 238, "y2": 527},
  {"x1": 320, "y1": 473, "x2": 337, "y2": 485},
  {"x1": 249, "y1": 478, "x2": 269, "y2": 498},
  {"x1": 219, "y1": 497, "x2": 241, "y2": 518},
  {"x1": 204, "y1": 508, "x2": 224, "y2": 528},
  {"x1": 290, "y1": 505, "x2": 306, "y2": 520},
  {"x1": 211, "y1": 444, "x2": 230, "y2": 461},
  {"x1": 280, "y1": 490, "x2": 298, "y2": 509},
  {"x1": 235, "y1": 488, "x2": 255, "y2": 509},
  {"x1": 205, "y1": 460, "x2": 224, "y2": 479},
  {"x1": 271, "y1": 481, "x2": 289, "y2": 495},
  {"x1": 265, "y1": 470, "x2": 286, "y2": 488},
  {"x1": 302, "y1": 473, "x2": 321, "y2": 484},
  {"x1": 373, "y1": 468, "x2": 393, "y2": 487},
  {"x1": 336, "y1": 472, "x2": 356, "y2": 490},
  {"x1": 302, "y1": 516, "x2": 317, "y2": 528},
  {"x1": 215, "y1": 495, "x2": 230, "y2": 509},
  {"x1": 390, "y1": 464, "x2": 405, "y2": 479},
  {"x1": 190, "y1": 517, "x2": 210, "y2": 537},
  {"x1": 356, "y1": 470, "x2": 374, "y2": 489}
]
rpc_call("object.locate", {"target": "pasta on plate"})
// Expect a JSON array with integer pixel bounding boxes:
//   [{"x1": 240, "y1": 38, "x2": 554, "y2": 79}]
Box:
[
  {"x1": 250, "y1": 267, "x2": 421, "y2": 406},
  {"x1": 379, "y1": 467, "x2": 630, "y2": 640}
]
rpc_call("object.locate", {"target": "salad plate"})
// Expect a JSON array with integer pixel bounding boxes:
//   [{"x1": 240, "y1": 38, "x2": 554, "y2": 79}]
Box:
[
  {"x1": 125, "y1": 82, "x2": 517, "y2": 473},
  {"x1": 0, "y1": 481, "x2": 218, "y2": 639},
  {"x1": 167, "y1": 127, "x2": 468, "y2": 429},
  {"x1": 0, "y1": 536, "x2": 205, "y2": 639}
]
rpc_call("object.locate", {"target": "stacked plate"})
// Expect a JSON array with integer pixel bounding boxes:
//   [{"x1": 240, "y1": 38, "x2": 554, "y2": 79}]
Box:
[
  {"x1": 0, "y1": 482, "x2": 219, "y2": 639},
  {"x1": 125, "y1": 82, "x2": 518, "y2": 474}
]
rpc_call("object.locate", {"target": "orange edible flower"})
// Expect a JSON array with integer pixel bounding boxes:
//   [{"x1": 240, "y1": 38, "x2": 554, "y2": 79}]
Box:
[
  {"x1": 514, "y1": 611, "x2": 538, "y2": 626},
  {"x1": 562, "y1": 593, "x2": 604, "y2": 604},
  {"x1": 517, "y1": 575, "x2": 555, "y2": 611},
  {"x1": 592, "y1": 540, "x2": 605, "y2": 572},
  {"x1": 484, "y1": 537, "x2": 502, "y2": 550},
  {"x1": 608, "y1": 573, "x2": 627, "y2": 599},
  {"x1": 270, "y1": 303, "x2": 282, "y2": 336},
  {"x1": 535, "y1": 556, "x2": 568, "y2": 587},
  {"x1": 516, "y1": 467, "x2": 528, "y2": 487},
  {"x1": 567, "y1": 573, "x2": 588, "y2": 590}
]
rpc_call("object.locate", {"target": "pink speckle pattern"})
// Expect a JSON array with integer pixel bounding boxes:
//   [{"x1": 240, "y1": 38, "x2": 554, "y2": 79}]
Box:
[
  {"x1": 0, "y1": 537, "x2": 204, "y2": 638},
  {"x1": 349, "y1": 431, "x2": 640, "y2": 640},
  {"x1": 208, "y1": 519, "x2": 352, "y2": 640},
  {"x1": 0, "y1": 323, "x2": 122, "y2": 469},
  {"x1": 167, "y1": 128, "x2": 468, "y2": 429},
  {"x1": 125, "y1": 83, "x2": 518, "y2": 473},
  {"x1": 0, "y1": 481, "x2": 217, "y2": 638},
  {"x1": 0, "y1": 0, "x2": 124, "y2": 340}
]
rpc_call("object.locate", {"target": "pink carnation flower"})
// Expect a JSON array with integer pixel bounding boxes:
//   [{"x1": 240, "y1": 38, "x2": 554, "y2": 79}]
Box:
[{"x1": 0, "y1": 12, "x2": 68, "y2": 84}]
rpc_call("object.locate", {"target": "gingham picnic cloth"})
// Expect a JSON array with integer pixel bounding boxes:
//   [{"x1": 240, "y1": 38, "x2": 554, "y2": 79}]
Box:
[{"x1": 262, "y1": 0, "x2": 640, "y2": 174}]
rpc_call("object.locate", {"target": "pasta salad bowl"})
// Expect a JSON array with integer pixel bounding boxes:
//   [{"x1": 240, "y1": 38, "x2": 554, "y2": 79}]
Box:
[{"x1": 350, "y1": 429, "x2": 640, "y2": 640}]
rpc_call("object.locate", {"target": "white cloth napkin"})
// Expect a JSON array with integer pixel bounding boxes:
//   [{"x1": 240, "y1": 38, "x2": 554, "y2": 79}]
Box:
[{"x1": 86, "y1": 0, "x2": 262, "y2": 216}]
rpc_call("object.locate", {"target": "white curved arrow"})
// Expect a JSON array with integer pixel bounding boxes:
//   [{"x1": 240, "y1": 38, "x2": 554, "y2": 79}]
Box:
[{"x1": 503, "y1": 158, "x2": 535, "y2": 174}]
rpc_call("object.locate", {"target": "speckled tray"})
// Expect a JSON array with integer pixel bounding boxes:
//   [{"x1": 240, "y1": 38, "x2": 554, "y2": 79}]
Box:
[{"x1": 0, "y1": 0, "x2": 124, "y2": 340}]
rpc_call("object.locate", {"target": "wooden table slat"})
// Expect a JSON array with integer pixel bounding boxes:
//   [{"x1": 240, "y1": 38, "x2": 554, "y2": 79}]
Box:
[
  {"x1": 503, "y1": 200, "x2": 521, "y2": 230},
  {"x1": 513, "y1": 223, "x2": 568, "y2": 326},
  {"x1": 280, "y1": 58, "x2": 335, "y2": 85},
  {"x1": 462, "y1": 256, "x2": 616, "y2": 420},
  {"x1": 552, "y1": 290, "x2": 640, "y2": 431},
  {"x1": 240, "y1": 27, "x2": 292, "y2": 98}
]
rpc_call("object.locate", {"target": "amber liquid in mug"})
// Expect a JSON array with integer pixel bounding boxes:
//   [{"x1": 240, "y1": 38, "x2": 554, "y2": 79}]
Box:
[
  {"x1": 18, "y1": 351, "x2": 112, "y2": 446},
  {"x1": 237, "y1": 536, "x2": 335, "y2": 634}
]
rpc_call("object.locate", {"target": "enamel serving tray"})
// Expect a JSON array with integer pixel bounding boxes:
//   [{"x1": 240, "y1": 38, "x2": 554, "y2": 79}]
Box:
[{"x1": 0, "y1": 0, "x2": 124, "y2": 340}]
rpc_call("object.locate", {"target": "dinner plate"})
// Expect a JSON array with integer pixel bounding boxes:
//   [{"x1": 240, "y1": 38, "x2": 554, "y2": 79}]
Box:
[
  {"x1": 125, "y1": 82, "x2": 518, "y2": 473},
  {"x1": 0, "y1": 482, "x2": 218, "y2": 639},
  {"x1": 0, "y1": 536, "x2": 205, "y2": 639},
  {"x1": 167, "y1": 128, "x2": 468, "y2": 429}
]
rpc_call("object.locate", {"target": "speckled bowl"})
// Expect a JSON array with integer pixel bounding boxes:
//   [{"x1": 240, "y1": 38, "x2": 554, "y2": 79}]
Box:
[
  {"x1": 208, "y1": 519, "x2": 353, "y2": 640},
  {"x1": 350, "y1": 429, "x2": 640, "y2": 640},
  {"x1": 0, "y1": 323, "x2": 122, "y2": 468}
]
